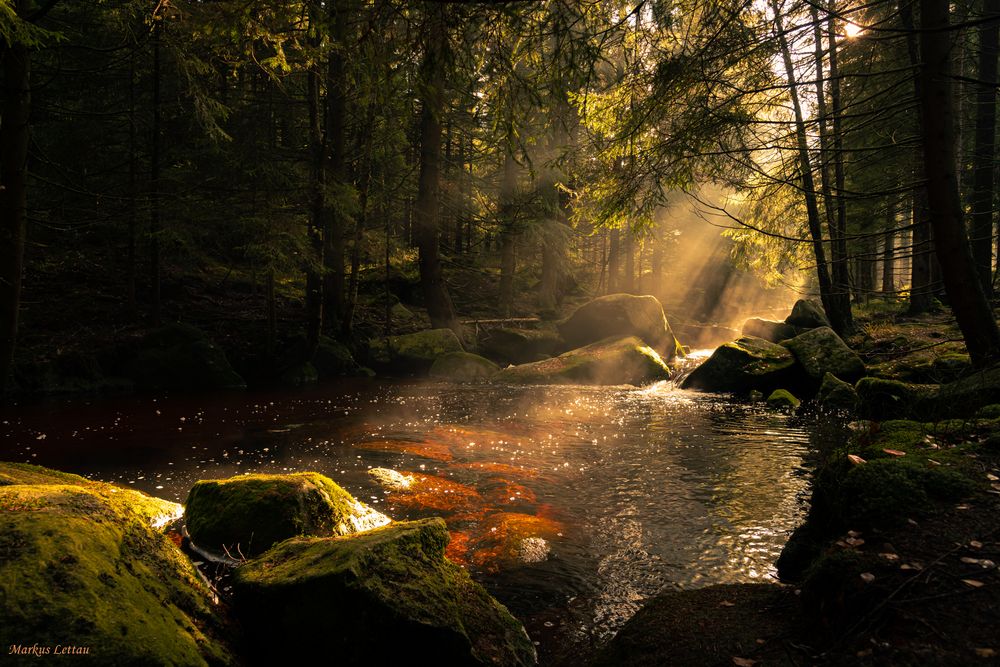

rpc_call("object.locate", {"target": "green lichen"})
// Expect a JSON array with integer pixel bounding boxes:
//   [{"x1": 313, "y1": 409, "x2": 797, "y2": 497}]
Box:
[
  {"x1": 233, "y1": 518, "x2": 536, "y2": 666},
  {"x1": 493, "y1": 335, "x2": 670, "y2": 386},
  {"x1": 0, "y1": 482, "x2": 231, "y2": 666},
  {"x1": 767, "y1": 389, "x2": 800, "y2": 410},
  {"x1": 781, "y1": 327, "x2": 865, "y2": 383},
  {"x1": 184, "y1": 472, "x2": 389, "y2": 558}
]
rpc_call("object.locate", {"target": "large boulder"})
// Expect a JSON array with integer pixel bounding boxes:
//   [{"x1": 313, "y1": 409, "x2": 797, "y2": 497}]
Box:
[
  {"x1": 313, "y1": 336, "x2": 368, "y2": 378},
  {"x1": 494, "y1": 336, "x2": 671, "y2": 386},
  {"x1": 781, "y1": 327, "x2": 865, "y2": 386},
  {"x1": 784, "y1": 299, "x2": 831, "y2": 329},
  {"x1": 0, "y1": 463, "x2": 232, "y2": 665},
  {"x1": 479, "y1": 328, "x2": 562, "y2": 365},
  {"x1": 127, "y1": 323, "x2": 246, "y2": 391},
  {"x1": 921, "y1": 364, "x2": 1000, "y2": 419},
  {"x1": 368, "y1": 328, "x2": 464, "y2": 374},
  {"x1": 430, "y1": 352, "x2": 500, "y2": 381},
  {"x1": 855, "y1": 377, "x2": 936, "y2": 421},
  {"x1": 741, "y1": 318, "x2": 802, "y2": 343},
  {"x1": 557, "y1": 294, "x2": 680, "y2": 361},
  {"x1": 232, "y1": 518, "x2": 537, "y2": 666},
  {"x1": 185, "y1": 472, "x2": 389, "y2": 558},
  {"x1": 680, "y1": 336, "x2": 801, "y2": 394},
  {"x1": 816, "y1": 372, "x2": 859, "y2": 413}
]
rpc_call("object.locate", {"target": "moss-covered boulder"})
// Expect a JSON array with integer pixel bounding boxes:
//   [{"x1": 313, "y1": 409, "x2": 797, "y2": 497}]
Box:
[
  {"x1": 185, "y1": 472, "x2": 389, "y2": 558},
  {"x1": 742, "y1": 318, "x2": 801, "y2": 343},
  {"x1": 232, "y1": 518, "x2": 536, "y2": 666},
  {"x1": 681, "y1": 335, "x2": 802, "y2": 394},
  {"x1": 0, "y1": 466, "x2": 231, "y2": 665},
  {"x1": 127, "y1": 323, "x2": 246, "y2": 391},
  {"x1": 784, "y1": 298, "x2": 831, "y2": 329},
  {"x1": 557, "y1": 293, "x2": 680, "y2": 361},
  {"x1": 494, "y1": 336, "x2": 670, "y2": 386},
  {"x1": 479, "y1": 327, "x2": 562, "y2": 365},
  {"x1": 313, "y1": 336, "x2": 368, "y2": 377},
  {"x1": 368, "y1": 328, "x2": 464, "y2": 374},
  {"x1": 430, "y1": 352, "x2": 500, "y2": 381},
  {"x1": 922, "y1": 364, "x2": 1000, "y2": 419},
  {"x1": 782, "y1": 326, "x2": 865, "y2": 387},
  {"x1": 278, "y1": 361, "x2": 319, "y2": 387},
  {"x1": 766, "y1": 389, "x2": 800, "y2": 411},
  {"x1": 855, "y1": 377, "x2": 937, "y2": 421},
  {"x1": 816, "y1": 372, "x2": 859, "y2": 413}
]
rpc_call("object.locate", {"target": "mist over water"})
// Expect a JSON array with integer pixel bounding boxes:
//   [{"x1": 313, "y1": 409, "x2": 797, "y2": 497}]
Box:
[{"x1": 0, "y1": 378, "x2": 827, "y2": 661}]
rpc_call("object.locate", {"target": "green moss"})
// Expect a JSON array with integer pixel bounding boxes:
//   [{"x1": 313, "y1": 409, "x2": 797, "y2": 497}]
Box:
[
  {"x1": 429, "y1": 352, "x2": 500, "y2": 381},
  {"x1": 766, "y1": 389, "x2": 800, "y2": 410},
  {"x1": 782, "y1": 327, "x2": 865, "y2": 383},
  {"x1": 817, "y1": 372, "x2": 859, "y2": 413},
  {"x1": 494, "y1": 335, "x2": 670, "y2": 386},
  {"x1": 855, "y1": 377, "x2": 937, "y2": 421},
  {"x1": 976, "y1": 404, "x2": 1000, "y2": 419},
  {"x1": 680, "y1": 335, "x2": 800, "y2": 394},
  {"x1": 184, "y1": 472, "x2": 389, "y2": 558},
  {"x1": 233, "y1": 518, "x2": 536, "y2": 666},
  {"x1": 557, "y1": 293, "x2": 678, "y2": 360},
  {"x1": 128, "y1": 324, "x2": 246, "y2": 391},
  {"x1": 0, "y1": 482, "x2": 231, "y2": 665},
  {"x1": 368, "y1": 328, "x2": 464, "y2": 373}
]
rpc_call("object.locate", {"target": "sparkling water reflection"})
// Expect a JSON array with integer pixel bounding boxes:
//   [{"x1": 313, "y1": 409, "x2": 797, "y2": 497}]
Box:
[{"x1": 0, "y1": 379, "x2": 821, "y2": 661}]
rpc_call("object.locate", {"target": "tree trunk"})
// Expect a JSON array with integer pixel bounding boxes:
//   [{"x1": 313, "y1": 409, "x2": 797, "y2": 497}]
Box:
[
  {"x1": 127, "y1": 42, "x2": 137, "y2": 319},
  {"x1": 623, "y1": 223, "x2": 635, "y2": 293},
  {"x1": 149, "y1": 16, "x2": 162, "y2": 326},
  {"x1": 608, "y1": 227, "x2": 620, "y2": 293},
  {"x1": 971, "y1": 0, "x2": 1000, "y2": 297},
  {"x1": 0, "y1": 4, "x2": 30, "y2": 390},
  {"x1": 919, "y1": 0, "x2": 1000, "y2": 365},
  {"x1": 322, "y1": 0, "x2": 347, "y2": 332},
  {"x1": 773, "y1": 0, "x2": 837, "y2": 329},
  {"x1": 414, "y1": 6, "x2": 459, "y2": 333},
  {"x1": 882, "y1": 203, "x2": 896, "y2": 295},
  {"x1": 304, "y1": 25, "x2": 325, "y2": 359},
  {"x1": 499, "y1": 147, "x2": 517, "y2": 318}
]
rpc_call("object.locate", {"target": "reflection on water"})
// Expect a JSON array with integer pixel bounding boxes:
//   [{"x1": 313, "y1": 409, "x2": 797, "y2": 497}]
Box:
[{"x1": 0, "y1": 379, "x2": 825, "y2": 662}]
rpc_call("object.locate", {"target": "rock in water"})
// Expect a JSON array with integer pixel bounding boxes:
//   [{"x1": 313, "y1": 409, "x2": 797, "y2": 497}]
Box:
[
  {"x1": 0, "y1": 463, "x2": 232, "y2": 665},
  {"x1": 430, "y1": 352, "x2": 500, "y2": 381},
  {"x1": 784, "y1": 299, "x2": 831, "y2": 329},
  {"x1": 681, "y1": 336, "x2": 801, "y2": 394},
  {"x1": 185, "y1": 472, "x2": 389, "y2": 558},
  {"x1": 479, "y1": 328, "x2": 561, "y2": 365},
  {"x1": 766, "y1": 389, "x2": 800, "y2": 410},
  {"x1": 127, "y1": 323, "x2": 246, "y2": 391},
  {"x1": 493, "y1": 336, "x2": 671, "y2": 386},
  {"x1": 782, "y1": 327, "x2": 865, "y2": 386},
  {"x1": 557, "y1": 294, "x2": 680, "y2": 361},
  {"x1": 232, "y1": 518, "x2": 537, "y2": 666},
  {"x1": 741, "y1": 318, "x2": 801, "y2": 343},
  {"x1": 817, "y1": 372, "x2": 859, "y2": 413},
  {"x1": 367, "y1": 328, "x2": 464, "y2": 374}
]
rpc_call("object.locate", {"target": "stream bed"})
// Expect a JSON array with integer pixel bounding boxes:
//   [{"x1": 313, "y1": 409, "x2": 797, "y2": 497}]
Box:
[{"x1": 0, "y1": 376, "x2": 838, "y2": 662}]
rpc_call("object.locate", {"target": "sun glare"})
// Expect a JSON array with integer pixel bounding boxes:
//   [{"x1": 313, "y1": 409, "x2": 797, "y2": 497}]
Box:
[{"x1": 844, "y1": 22, "x2": 863, "y2": 39}]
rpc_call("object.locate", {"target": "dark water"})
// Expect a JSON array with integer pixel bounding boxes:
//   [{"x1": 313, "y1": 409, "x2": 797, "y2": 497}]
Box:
[{"x1": 0, "y1": 372, "x2": 832, "y2": 661}]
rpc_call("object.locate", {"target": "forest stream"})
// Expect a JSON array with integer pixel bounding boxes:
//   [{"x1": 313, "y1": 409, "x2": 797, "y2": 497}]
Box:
[{"x1": 0, "y1": 358, "x2": 846, "y2": 662}]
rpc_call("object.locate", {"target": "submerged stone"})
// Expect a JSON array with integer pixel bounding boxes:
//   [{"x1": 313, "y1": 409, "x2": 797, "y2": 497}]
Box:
[
  {"x1": 782, "y1": 327, "x2": 865, "y2": 386},
  {"x1": 368, "y1": 328, "x2": 464, "y2": 374},
  {"x1": 430, "y1": 351, "x2": 500, "y2": 381},
  {"x1": 680, "y1": 335, "x2": 800, "y2": 394},
  {"x1": 784, "y1": 299, "x2": 831, "y2": 329},
  {"x1": 232, "y1": 518, "x2": 537, "y2": 666},
  {"x1": 368, "y1": 468, "x2": 484, "y2": 514},
  {"x1": 493, "y1": 336, "x2": 671, "y2": 386},
  {"x1": 0, "y1": 470, "x2": 231, "y2": 665},
  {"x1": 557, "y1": 293, "x2": 681, "y2": 360},
  {"x1": 185, "y1": 472, "x2": 389, "y2": 558},
  {"x1": 468, "y1": 512, "x2": 564, "y2": 571}
]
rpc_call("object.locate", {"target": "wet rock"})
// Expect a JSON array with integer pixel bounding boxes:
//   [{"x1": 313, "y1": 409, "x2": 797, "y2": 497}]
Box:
[
  {"x1": 430, "y1": 351, "x2": 500, "y2": 381},
  {"x1": 356, "y1": 440, "x2": 454, "y2": 462},
  {"x1": 854, "y1": 377, "x2": 936, "y2": 421},
  {"x1": 557, "y1": 293, "x2": 681, "y2": 360},
  {"x1": 922, "y1": 364, "x2": 1000, "y2": 419},
  {"x1": 785, "y1": 298, "x2": 831, "y2": 329},
  {"x1": 185, "y1": 472, "x2": 389, "y2": 558},
  {"x1": 368, "y1": 468, "x2": 483, "y2": 514},
  {"x1": 127, "y1": 323, "x2": 246, "y2": 391},
  {"x1": 313, "y1": 336, "x2": 369, "y2": 377},
  {"x1": 817, "y1": 372, "x2": 859, "y2": 413},
  {"x1": 680, "y1": 335, "x2": 801, "y2": 394},
  {"x1": 368, "y1": 328, "x2": 464, "y2": 374},
  {"x1": 493, "y1": 336, "x2": 670, "y2": 386},
  {"x1": 767, "y1": 388, "x2": 800, "y2": 411},
  {"x1": 782, "y1": 327, "x2": 865, "y2": 386},
  {"x1": 278, "y1": 361, "x2": 319, "y2": 387},
  {"x1": 232, "y1": 518, "x2": 537, "y2": 666},
  {"x1": 479, "y1": 328, "x2": 562, "y2": 365},
  {"x1": 742, "y1": 317, "x2": 802, "y2": 343},
  {"x1": 0, "y1": 464, "x2": 231, "y2": 665},
  {"x1": 468, "y1": 512, "x2": 563, "y2": 571}
]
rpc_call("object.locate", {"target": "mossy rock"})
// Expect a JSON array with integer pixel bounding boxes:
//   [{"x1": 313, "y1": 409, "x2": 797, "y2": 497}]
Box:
[
  {"x1": 799, "y1": 548, "x2": 888, "y2": 632},
  {"x1": 232, "y1": 518, "x2": 536, "y2": 666},
  {"x1": 278, "y1": 362, "x2": 319, "y2": 387},
  {"x1": 920, "y1": 364, "x2": 1000, "y2": 419},
  {"x1": 817, "y1": 372, "x2": 859, "y2": 413},
  {"x1": 0, "y1": 474, "x2": 231, "y2": 665},
  {"x1": 782, "y1": 327, "x2": 865, "y2": 387},
  {"x1": 493, "y1": 336, "x2": 670, "y2": 386},
  {"x1": 127, "y1": 323, "x2": 246, "y2": 391},
  {"x1": 784, "y1": 298, "x2": 831, "y2": 329},
  {"x1": 557, "y1": 293, "x2": 680, "y2": 361},
  {"x1": 314, "y1": 337, "x2": 367, "y2": 378},
  {"x1": 368, "y1": 328, "x2": 464, "y2": 374},
  {"x1": 185, "y1": 472, "x2": 389, "y2": 558},
  {"x1": 478, "y1": 328, "x2": 562, "y2": 365},
  {"x1": 680, "y1": 335, "x2": 802, "y2": 394},
  {"x1": 741, "y1": 317, "x2": 802, "y2": 343},
  {"x1": 766, "y1": 389, "x2": 800, "y2": 411},
  {"x1": 855, "y1": 377, "x2": 937, "y2": 421},
  {"x1": 430, "y1": 352, "x2": 500, "y2": 381}
]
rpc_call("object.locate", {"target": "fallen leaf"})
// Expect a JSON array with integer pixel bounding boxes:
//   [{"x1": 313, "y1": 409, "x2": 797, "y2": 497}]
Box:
[
  {"x1": 956, "y1": 504, "x2": 971, "y2": 510},
  {"x1": 732, "y1": 658, "x2": 758, "y2": 667},
  {"x1": 879, "y1": 552, "x2": 899, "y2": 561},
  {"x1": 970, "y1": 540, "x2": 983, "y2": 549},
  {"x1": 927, "y1": 459, "x2": 942, "y2": 466},
  {"x1": 883, "y1": 448, "x2": 906, "y2": 457},
  {"x1": 987, "y1": 473, "x2": 999, "y2": 482},
  {"x1": 845, "y1": 537, "x2": 865, "y2": 547},
  {"x1": 974, "y1": 648, "x2": 997, "y2": 658},
  {"x1": 848, "y1": 454, "x2": 867, "y2": 466},
  {"x1": 719, "y1": 600, "x2": 736, "y2": 607},
  {"x1": 907, "y1": 519, "x2": 919, "y2": 527},
  {"x1": 860, "y1": 572, "x2": 876, "y2": 584},
  {"x1": 961, "y1": 557, "x2": 982, "y2": 565},
  {"x1": 962, "y1": 579, "x2": 985, "y2": 588},
  {"x1": 847, "y1": 530, "x2": 862, "y2": 538}
]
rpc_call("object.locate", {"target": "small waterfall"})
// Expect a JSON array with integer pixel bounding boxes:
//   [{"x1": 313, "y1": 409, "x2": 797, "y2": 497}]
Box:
[{"x1": 669, "y1": 348, "x2": 714, "y2": 387}]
